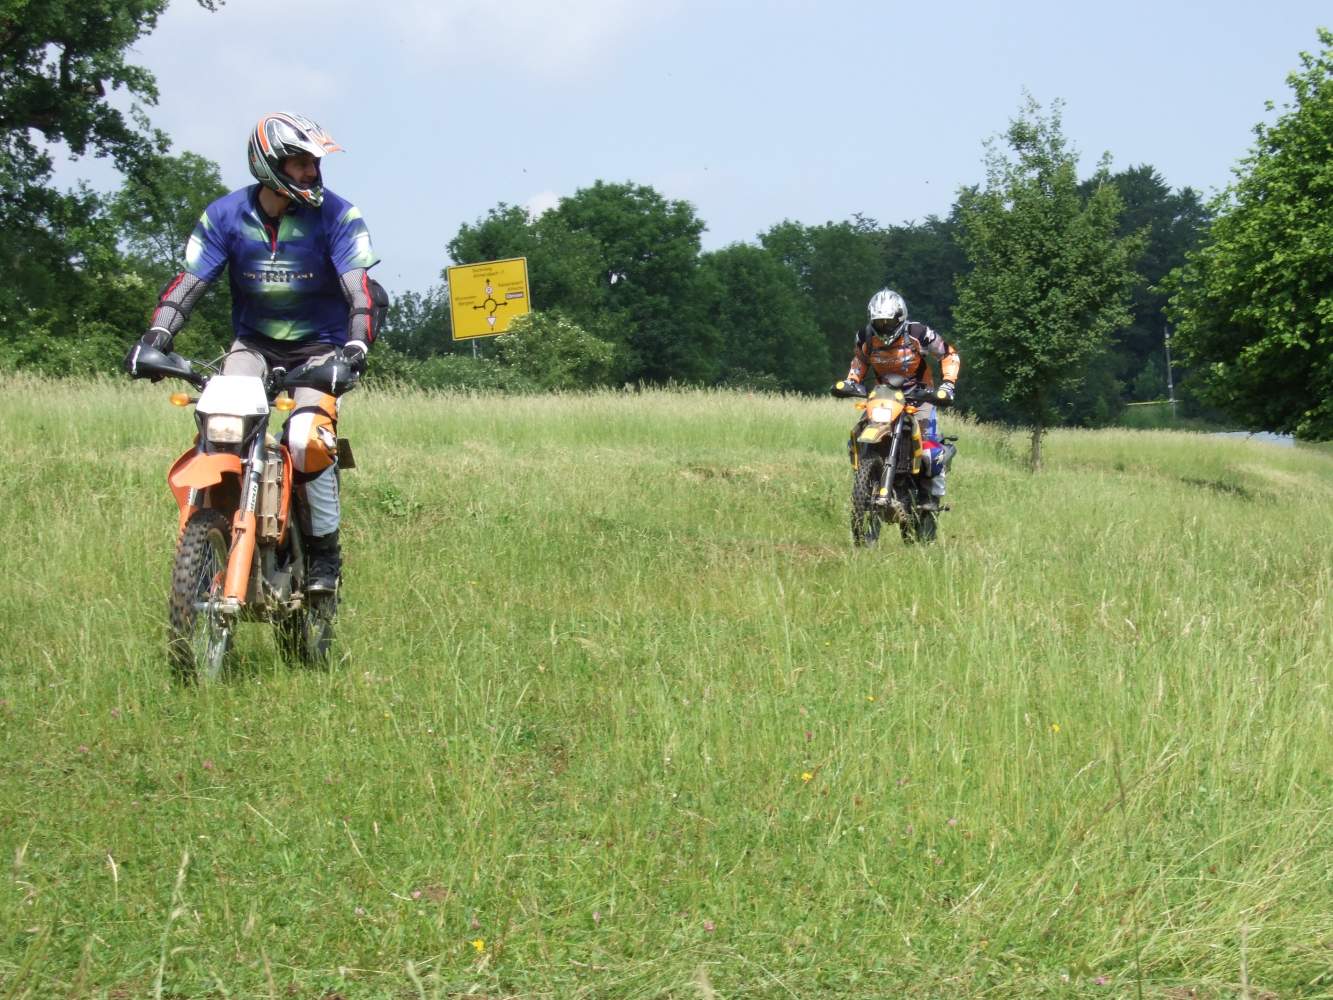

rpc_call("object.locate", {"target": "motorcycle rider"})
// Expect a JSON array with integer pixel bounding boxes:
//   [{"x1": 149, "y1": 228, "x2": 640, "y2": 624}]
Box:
[
  {"x1": 125, "y1": 111, "x2": 384, "y2": 593},
  {"x1": 840, "y1": 289, "x2": 961, "y2": 510}
]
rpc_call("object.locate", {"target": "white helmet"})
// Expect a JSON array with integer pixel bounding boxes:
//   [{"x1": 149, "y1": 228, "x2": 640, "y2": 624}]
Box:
[
  {"x1": 867, "y1": 289, "x2": 908, "y2": 338},
  {"x1": 247, "y1": 112, "x2": 342, "y2": 208}
]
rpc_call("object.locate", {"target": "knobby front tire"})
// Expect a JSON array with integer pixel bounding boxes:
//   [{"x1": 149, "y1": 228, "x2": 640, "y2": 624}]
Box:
[
  {"x1": 851, "y1": 455, "x2": 885, "y2": 547},
  {"x1": 168, "y1": 508, "x2": 233, "y2": 682}
]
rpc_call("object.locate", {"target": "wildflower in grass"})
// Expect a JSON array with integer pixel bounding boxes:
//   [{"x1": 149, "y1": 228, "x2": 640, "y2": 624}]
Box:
[
  {"x1": 202, "y1": 759, "x2": 214, "y2": 771},
  {"x1": 1094, "y1": 975, "x2": 1108, "y2": 985},
  {"x1": 110, "y1": 707, "x2": 121, "y2": 719},
  {"x1": 703, "y1": 920, "x2": 716, "y2": 933},
  {"x1": 593, "y1": 910, "x2": 601, "y2": 924},
  {"x1": 77, "y1": 745, "x2": 89, "y2": 754},
  {"x1": 804, "y1": 730, "x2": 812, "y2": 743},
  {"x1": 355, "y1": 906, "x2": 366, "y2": 916},
  {"x1": 411, "y1": 890, "x2": 422, "y2": 900},
  {"x1": 866, "y1": 695, "x2": 876, "y2": 702},
  {"x1": 1050, "y1": 723, "x2": 1061, "y2": 734},
  {"x1": 471, "y1": 938, "x2": 485, "y2": 952},
  {"x1": 801, "y1": 772, "x2": 813, "y2": 783},
  {"x1": 947, "y1": 817, "x2": 958, "y2": 827},
  {"x1": 470, "y1": 915, "x2": 481, "y2": 929}
]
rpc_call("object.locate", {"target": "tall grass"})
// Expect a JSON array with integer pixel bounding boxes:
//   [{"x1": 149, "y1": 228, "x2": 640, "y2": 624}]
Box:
[{"x1": 1, "y1": 376, "x2": 1330, "y2": 998}]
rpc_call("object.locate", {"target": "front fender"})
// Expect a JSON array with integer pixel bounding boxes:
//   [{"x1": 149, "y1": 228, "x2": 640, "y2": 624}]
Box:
[
  {"x1": 169, "y1": 451, "x2": 243, "y2": 492},
  {"x1": 857, "y1": 423, "x2": 892, "y2": 444}
]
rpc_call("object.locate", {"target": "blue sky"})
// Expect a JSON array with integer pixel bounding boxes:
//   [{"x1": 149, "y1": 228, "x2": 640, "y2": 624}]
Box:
[{"x1": 56, "y1": 0, "x2": 1330, "y2": 299}]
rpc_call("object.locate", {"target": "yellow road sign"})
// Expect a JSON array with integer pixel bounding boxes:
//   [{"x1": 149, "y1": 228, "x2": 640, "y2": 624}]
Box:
[{"x1": 447, "y1": 257, "x2": 532, "y2": 340}]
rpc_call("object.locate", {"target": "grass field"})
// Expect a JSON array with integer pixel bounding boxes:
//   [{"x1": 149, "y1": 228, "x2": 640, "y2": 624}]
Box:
[{"x1": 1, "y1": 376, "x2": 1330, "y2": 999}]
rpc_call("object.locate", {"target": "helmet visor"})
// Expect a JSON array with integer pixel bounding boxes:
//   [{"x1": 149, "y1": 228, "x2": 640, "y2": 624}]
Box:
[{"x1": 871, "y1": 317, "x2": 900, "y2": 335}]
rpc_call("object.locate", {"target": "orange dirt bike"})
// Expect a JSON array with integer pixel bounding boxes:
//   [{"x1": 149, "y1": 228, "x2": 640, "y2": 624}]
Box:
[
  {"x1": 131, "y1": 344, "x2": 359, "y2": 680},
  {"x1": 831, "y1": 374, "x2": 957, "y2": 546}
]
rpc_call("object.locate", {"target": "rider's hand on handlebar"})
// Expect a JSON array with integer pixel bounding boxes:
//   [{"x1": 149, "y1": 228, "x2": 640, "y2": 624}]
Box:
[
  {"x1": 341, "y1": 341, "x2": 368, "y2": 377},
  {"x1": 124, "y1": 329, "x2": 172, "y2": 380},
  {"x1": 831, "y1": 379, "x2": 867, "y2": 399},
  {"x1": 936, "y1": 381, "x2": 955, "y2": 404}
]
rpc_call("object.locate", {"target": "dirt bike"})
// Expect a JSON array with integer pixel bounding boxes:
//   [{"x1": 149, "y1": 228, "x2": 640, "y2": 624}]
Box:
[
  {"x1": 130, "y1": 344, "x2": 359, "y2": 681},
  {"x1": 831, "y1": 374, "x2": 957, "y2": 546}
]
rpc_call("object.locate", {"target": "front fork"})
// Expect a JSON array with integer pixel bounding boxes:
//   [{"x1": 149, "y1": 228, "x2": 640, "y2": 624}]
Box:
[{"x1": 220, "y1": 436, "x2": 266, "y2": 609}]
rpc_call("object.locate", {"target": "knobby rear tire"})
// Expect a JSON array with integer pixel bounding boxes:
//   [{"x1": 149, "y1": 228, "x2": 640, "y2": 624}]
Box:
[
  {"x1": 168, "y1": 508, "x2": 233, "y2": 682},
  {"x1": 897, "y1": 481, "x2": 938, "y2": 545},
  {"x1": 275, "y1": 593, "x2": 336, "y2": 669}
]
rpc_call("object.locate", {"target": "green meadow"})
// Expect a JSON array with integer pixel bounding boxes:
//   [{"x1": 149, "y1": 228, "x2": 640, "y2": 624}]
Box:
[{"x1": 0, "y1": 376, "x2": 1330, "y2": 999}]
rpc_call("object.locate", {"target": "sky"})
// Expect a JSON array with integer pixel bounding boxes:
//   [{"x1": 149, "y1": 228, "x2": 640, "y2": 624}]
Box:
[{"x1": 51, "y1": 0, "x2": 1332, "y2": 300}]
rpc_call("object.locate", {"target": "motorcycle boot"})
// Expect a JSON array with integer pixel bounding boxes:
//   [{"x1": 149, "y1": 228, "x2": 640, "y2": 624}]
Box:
[
  {"x1": 306, "y1": 530, "x2": 342, "y2": 595},
  {"x1": 918, "y1": 471, "x2": 947, "y2": 512}
]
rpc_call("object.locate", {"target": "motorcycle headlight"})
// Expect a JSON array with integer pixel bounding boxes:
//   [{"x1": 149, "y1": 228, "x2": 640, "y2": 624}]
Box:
[
  {"x1": 869, "y1": 406, "x2": 895, "y2": 422},
  {"x1": 205, "y1": 415, "x2": 245, "y2": 443}
]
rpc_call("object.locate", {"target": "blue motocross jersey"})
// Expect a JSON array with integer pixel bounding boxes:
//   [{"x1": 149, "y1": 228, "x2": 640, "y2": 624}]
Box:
[{"x1": 184, "y1": 184, "x2": 378, "y2": 346}]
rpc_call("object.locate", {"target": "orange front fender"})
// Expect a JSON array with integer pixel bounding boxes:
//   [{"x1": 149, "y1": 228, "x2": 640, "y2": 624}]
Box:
[
  {"x1": 170, "y1": 452, "x2": 243, "y2": 492},
  {"x1": 168, "y1": 450, "x2": 243, "y2": 537}
]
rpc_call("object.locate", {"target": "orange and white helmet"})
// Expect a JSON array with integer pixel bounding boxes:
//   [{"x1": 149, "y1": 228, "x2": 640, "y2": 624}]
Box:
[{"x1": 247, "y1": 112, "x2": 343, "y2": 208}]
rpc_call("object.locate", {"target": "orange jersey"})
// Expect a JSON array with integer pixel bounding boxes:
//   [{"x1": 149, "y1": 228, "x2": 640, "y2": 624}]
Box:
[{"x1": 846, "y1": 321, "x2": 960, "y2": 389}]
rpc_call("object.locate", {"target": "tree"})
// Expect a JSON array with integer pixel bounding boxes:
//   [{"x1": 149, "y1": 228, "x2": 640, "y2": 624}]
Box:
[
  {"x1": 495, "y1": 311, "x2": 620, "y2": 390},
  {"x1": 380, "y1": 285, "x2": 452, "y2": 359},
  {"x1": 954, "y1": 97, "x2": 1143, "y2": 469},
  {"x1": 1073, "y1": 165, "x2": 1211, "y2": 419},
  {"x1": 552, "y1": 181, "x2": 717, "y2": 383},
  {"x1": 1, "y1": 0, "x2": 222, "y2": 361},
  {"x1": 760, "y1": 218, "x2": 883, "y2": 378},
  {"x1": 699, "y1": 243, "x2": 828, "y2": 392},
  {"x1": 447, "y1": 202, "x2": 607, "y2": 354},
  {"x1": 878, "y1": 210, "x2": 970, "y2": 335},
  {"x1": 1165, "y1": 30, "x2": 1333, "y2": 440}
]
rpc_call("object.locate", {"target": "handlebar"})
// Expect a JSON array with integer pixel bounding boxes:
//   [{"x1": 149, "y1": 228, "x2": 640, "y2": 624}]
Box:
[
  {"x1": 830, "y1": 376, "x2": 953, "y2": 407},
  {"x1": 130, "y1": 346, "x2": 360, "y2": 399}
]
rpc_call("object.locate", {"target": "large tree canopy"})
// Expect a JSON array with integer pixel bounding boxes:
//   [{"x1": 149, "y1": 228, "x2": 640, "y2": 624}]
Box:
[
  {"x1": 0, "y1": 0, "x2": 221, "y2": 346},
  {"x1": 552, "y1": 180, "x2": 717, "y2": 383},
  {"x1": 954, "y1": 97, "x2": 1143, "y2": 468},
  {"x1": 1166, "y1": 30, "x2": 1333, "y2": 440},
  {"x1": 699, "y1": 243, "x2": 828, "y2": 393}
]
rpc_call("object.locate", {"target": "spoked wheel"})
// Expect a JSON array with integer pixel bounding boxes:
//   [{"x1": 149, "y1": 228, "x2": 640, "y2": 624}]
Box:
[
  {"x1": 275, "y1": 592, "x2": 336, "y2": 667},
  {"x1": 898, "y1": 481, "x2": 938, "y2": 545},
  {"x1": 851, "y1": 454, "x2": 885, "y2": 547},
  {"x1": 169, "y1": 509, "x2": 233, "y2": 682}
]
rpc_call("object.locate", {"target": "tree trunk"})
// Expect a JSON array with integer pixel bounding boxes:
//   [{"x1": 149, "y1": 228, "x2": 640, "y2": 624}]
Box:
[{"x1": 1029, "y1": 423, "x2": 1044, "y2": 472}]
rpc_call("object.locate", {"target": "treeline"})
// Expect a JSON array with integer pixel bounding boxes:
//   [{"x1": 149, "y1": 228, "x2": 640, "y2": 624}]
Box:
[
  {"x1": 1, "y1": 147, "x2": 1210, "y2": 432},
  {"x1": 379, "y1": 168, "x2": 1210, "y2": 431},
  {"x1": 3, "y1": 3, "x2": 1330, "y2": 440}
]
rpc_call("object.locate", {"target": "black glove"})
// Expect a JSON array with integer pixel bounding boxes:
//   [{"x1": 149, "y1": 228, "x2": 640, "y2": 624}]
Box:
[
  {"x1": 124, "y1": 329, "x2": 172, "y2": 379},
  {"x1": 831, "y1": 379, "x2": 867, "y2": 399},
  {"x1": 341, "y1": 340, "x2": 368, "y2": 377}
]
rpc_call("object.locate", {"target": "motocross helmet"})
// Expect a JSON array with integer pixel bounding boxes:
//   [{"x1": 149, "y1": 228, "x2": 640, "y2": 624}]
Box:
[
  {"x1": 867, "y1": 289, "x2": 908, "y2": 339},
  {"x1": 247, "y1": 112, "x2": 343, "y2": 208}
]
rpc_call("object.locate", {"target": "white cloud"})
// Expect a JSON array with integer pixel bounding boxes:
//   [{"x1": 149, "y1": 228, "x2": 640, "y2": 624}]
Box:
[{"x1": 525, "y1": 190, "x2": 561, "y2": 217}]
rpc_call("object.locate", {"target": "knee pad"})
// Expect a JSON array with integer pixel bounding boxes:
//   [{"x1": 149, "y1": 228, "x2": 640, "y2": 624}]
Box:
[{"x1": 284, "y1": 394, "x2": 339, "y2": 474}]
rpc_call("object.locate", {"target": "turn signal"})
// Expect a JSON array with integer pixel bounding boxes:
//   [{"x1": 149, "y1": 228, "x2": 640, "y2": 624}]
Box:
[
  {"x1": 274, "y1": 395, "x2": 296, "y2": 412},
  {"x1": 169, "y1": 392, "x2": 191, "y2": 407}
]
